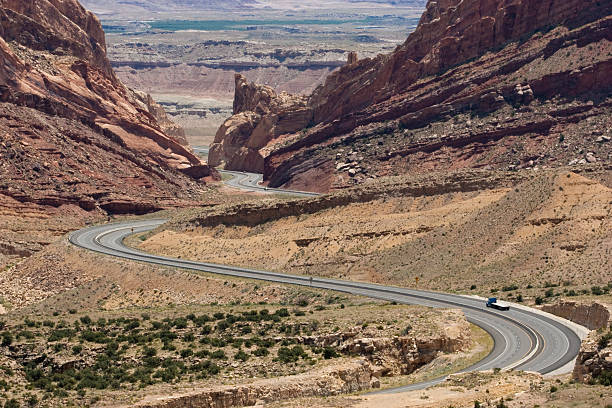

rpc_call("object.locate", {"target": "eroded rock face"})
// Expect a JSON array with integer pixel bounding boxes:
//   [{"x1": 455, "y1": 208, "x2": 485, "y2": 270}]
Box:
[
  {"x1": 214, "y1": 0, "x2": 612, "y2": 192},
  {"x1": 132, "y1": 90, "x2": 189, "y2": 146},
  {"x1": 0, "y1": 0, "x2": 216, "y2": 214},
  {"x1": 133, "y1": 360, "x2": 375, "y2": 408},
  {"x1": 573, "y1": 329, "x2": 612, "y2": 383},
  {"x1": 208, "y1": 74, "x2": 312, "y2": 171},
  {"x1": 542, "y1": 301, "x2": 610, "y2": 331}
]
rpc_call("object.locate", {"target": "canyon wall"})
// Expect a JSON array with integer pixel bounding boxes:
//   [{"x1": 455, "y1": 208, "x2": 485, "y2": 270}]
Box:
[
  {"x1": 0, "y1": 0, "x2": 216, "y2": 216},
  {"x1": 213, "y1": 0, "x2": 612, "y2": 192}
]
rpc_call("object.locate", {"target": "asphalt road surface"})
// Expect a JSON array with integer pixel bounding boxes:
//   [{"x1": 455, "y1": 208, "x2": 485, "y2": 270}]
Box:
[
  {"x1": 70, "y1": 147, "x2": 584, "y2": 391},
  {"x1": 70, "y1": 219, "x2": 582, "y2": 392}
]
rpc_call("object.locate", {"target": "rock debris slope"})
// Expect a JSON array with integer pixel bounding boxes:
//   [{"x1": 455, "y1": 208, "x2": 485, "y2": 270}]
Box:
[
  {"x1": 0, "y1": 0, "x2": 216, "y2": 216},
  {"x1": 213, "y1": 0, "x2": 612, "y2": 192}
]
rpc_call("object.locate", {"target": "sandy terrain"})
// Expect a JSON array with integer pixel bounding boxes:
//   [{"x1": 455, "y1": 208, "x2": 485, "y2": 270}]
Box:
[{"x1": 140, "y1": 171, "x2": 612, "y2": 301}]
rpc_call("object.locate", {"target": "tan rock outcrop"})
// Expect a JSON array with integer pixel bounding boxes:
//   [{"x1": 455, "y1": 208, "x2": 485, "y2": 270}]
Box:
[
  {"x1": 132, "y1": 90, "x2": 189, "y2": 146},
  {"x1": 573, "y1": 330, "x2": 612, "y2": 383},
  {"x1": 133, "y1": 360, "x2": 375, "y2": 408},
  {"x1": 542, "y1": 301, "x2": 611, "y2": 331},
  {"x1": 208, "y1": 74, "x2": 312, "y2": 171}
]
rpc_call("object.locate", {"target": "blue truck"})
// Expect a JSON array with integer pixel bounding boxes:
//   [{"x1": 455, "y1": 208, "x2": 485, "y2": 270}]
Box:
[{"x1": 486, "y1": 297, "x2": 510, "y2": 311}]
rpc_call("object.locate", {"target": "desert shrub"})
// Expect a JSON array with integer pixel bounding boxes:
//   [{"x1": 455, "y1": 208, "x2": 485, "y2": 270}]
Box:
[
  {"x1": 591, "y1": 286, "x2": 604, "y2": 296},
  {"x1": 194, "y1": 315, "x2": 211, "y2": 326},
  {"x1": 124, "y1": 319, "x2": 140, "y2": 331},
  {"x1": 253, "y1": 347, "x2": 270, "y2": 357},
  {"x1": 213, "y1": 312, "x2": 225, "y2": 320},
  {"x1": 1, "y1": 332, "x2": 13, "y2": 347},
  {"x1": 535, "y1": 297, "x2": 544, "y2": 305},
  {"x1": 323, "y1": 347, "x2": 339, "y2": 359},
  {"x1": 234, "y1": 350, "x2": 250, "y2": 362},
  {"x1": 598, "y1": 332, "x2": 612, "y2": 350},
  {"x1": 550, "y1": 385, "x2": 557, "y2": 392},
  {"x1": 173, "y1": 318, "x2": 188, "y2": 329},
  {"x1": 200, "y1": 325, "x2": 212, "y2": 335},
  {"x1": 502, "y1": 284, "x2": 519, "y2": 292},
  {"x1": 81, "y1": 330, "x2": 110, "y2": 344},
  {"x1": 216, "y1": 320, "x2": 230, "y2": 332},
  {"x1": 210, "y1": 337, "x2": 227, "y2": 347},
  {"x1": 597, "y1": 370, "x2": 612, "y2": 386},
  {"x1": 275, "y1": 308, "x2": 290, "y2": 318},
  {"x1": 72, "y1": 345, "x2": 83, "y2": 355},
  {"x1": 4, "y1": 399, "x2": 19, "y2": 408},
  {"x1": 180, "y1": 349, "x2": 193, "y2": 358},
  {"x1": 277, "y1": 346, "x2": 307, "y2": 363},
  {"x1": 143, "y1": 347, "x2": 157, "y2": 357},
  {"x1": 210, "y1": 350, "x2": 226, "y2": 360},
  {"x1": 183, "y1": 332, "x2": 195, "y2": 342},
  {"x1": 80, "y1": 316, "x2": 92, "y2": 325}
]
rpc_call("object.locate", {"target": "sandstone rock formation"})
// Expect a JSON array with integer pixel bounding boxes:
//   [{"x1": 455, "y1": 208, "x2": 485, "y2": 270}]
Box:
[
  {"x1": 213, "y1": 0, "x2": 612, "y2": 192},
  {"x1": 573, "y1": 328, "x2": 612, "y2": 384},
  {"x1": 0, "y1": 0, "x2": 216, "y2": 216},
  {"x1": 542, "y1": 301, "x2": 611, "y2": 331},
  {"x1": 132, "y1": 90, "x2": 189, "y2": 146},
  {"x1": 208, "y1": 74, "x2": 312, "y2": 172}
]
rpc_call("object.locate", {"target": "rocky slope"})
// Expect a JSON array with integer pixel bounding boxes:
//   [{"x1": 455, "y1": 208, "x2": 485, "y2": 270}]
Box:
[
  {"x1": 144, "y1": 169, "x2": 611, "y2": 293},
  {"x1": 0, "y1": 0, "x2": 216, "y2": 216},
  {"x1": 213, "y1": 0, "x2": 612, "y2": 192}
]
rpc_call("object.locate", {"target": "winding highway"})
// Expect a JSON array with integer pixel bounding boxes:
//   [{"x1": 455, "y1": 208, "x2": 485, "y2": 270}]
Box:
[
  {"x1": 69, "y1": 162, "x2": 586, "y2": 392},
  {"x1": 192, "y1": 146, "x2": 318, "y2": 197}
]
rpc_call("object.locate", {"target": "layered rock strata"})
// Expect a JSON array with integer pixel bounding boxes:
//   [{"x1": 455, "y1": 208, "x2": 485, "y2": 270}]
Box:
[
  {"x1": 0, "y1": 0, "x2": 215, "y2": 215},
  {"x1": 208, "y1": 74, "x2": 312, "y2": 172},
  {"x1": 213, "y1": 0, "x2": 612, "y2": 192}
]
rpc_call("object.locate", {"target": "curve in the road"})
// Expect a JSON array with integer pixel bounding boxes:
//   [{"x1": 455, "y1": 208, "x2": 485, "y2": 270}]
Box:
[
  {"x1": 70, "y1": 220, "x2": 583, "y2": 393},
  {"x1": 191, "y1": 145, "x2": 318, "y2": 197}
]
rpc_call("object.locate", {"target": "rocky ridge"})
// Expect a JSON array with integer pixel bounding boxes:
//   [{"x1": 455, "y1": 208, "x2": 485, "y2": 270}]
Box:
[
  {"x1": 0, "y1": 0, "x2": 216, "y2": 216},
  {"x1": 213, "y1": 0, "x2": 612, "y2": 192},
  {"x1": 208, "y1": 74, "x2": 312, "y2": 172}
]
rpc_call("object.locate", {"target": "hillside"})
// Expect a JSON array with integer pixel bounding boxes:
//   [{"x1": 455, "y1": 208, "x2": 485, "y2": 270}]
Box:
[
  {"x1": 0, "y1": 0, "x2": 217, "y2": 268},
  {"x1": 210, "y1": 0, "x2": 612, "y2": 192}
]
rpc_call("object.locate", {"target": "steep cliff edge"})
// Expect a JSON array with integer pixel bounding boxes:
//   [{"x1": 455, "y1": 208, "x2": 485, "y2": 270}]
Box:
[
  {"x1": 0, "y1": 0, "x2": 215, "y2": 216},
  {"x1": 213, "y1": 0, "x2": 611, "y2": 192}
]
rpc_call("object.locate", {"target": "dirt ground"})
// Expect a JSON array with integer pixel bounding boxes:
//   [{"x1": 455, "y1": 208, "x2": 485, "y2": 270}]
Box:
[{"x1": 141, "y1": 171, "x2": 612, "y2": 304}]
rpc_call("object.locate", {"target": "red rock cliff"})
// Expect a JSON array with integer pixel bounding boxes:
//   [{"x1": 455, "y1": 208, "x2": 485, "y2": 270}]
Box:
[
  {"x1": 0, "y1": 0, "x2": 216, "y2": 214},
  {"x1": 214, "y1": 0, "x2": 612, "y2": 192}
]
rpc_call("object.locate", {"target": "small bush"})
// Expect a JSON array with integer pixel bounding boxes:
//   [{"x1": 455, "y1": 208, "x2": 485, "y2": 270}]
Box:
[
  {"x1": 234, "y1": 350, "x2": 249, "y2": 362},
  {"x1": 550, "y1": 385, "x2": 558, "y2": 392},
  {"x1": 1, "y1": 332, "x2": 13, "y2": 347},
  {"x1": 323, "y1": 347, "x2": 339, "y2": 359}
]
